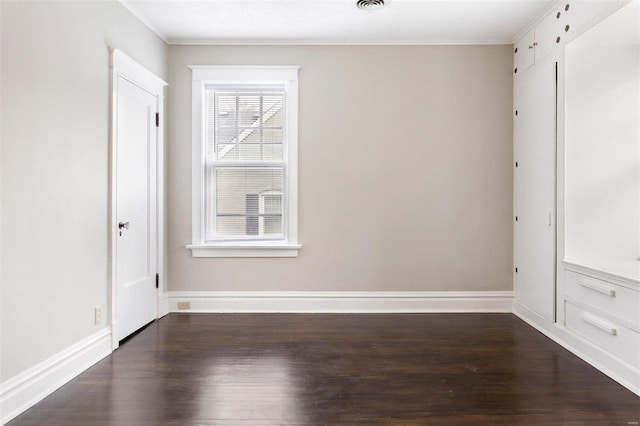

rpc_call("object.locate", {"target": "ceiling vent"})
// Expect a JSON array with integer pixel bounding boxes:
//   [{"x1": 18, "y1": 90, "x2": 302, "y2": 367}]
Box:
[{"x1": 356, "y1": 0, "x2": 386, "y2": 11}]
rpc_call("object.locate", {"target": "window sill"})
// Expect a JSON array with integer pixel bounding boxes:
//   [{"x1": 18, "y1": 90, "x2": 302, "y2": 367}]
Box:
[{"x1": 186, "y1": 243, "x2": 302, "y2": 258}]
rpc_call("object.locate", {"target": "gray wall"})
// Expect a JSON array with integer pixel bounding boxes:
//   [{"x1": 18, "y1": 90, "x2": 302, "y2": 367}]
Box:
[
  {"x1": 168, "y1": 45, "x2": 514, "y2": 292},
  {"x1": 0, "y1": 0, "x2": 168, "y2": 381}
]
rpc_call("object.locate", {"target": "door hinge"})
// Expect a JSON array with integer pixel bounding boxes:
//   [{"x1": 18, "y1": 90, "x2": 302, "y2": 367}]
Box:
[
  {"x1": 155, "y1": 112, "x2": 159, "y2": 128},
  {"x1": 155, "y1": 273, "x2": 159, "y2": 289}
]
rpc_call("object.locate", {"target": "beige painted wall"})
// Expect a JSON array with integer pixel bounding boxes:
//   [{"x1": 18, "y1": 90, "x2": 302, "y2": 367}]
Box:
[
  {"x1": 0, "y1": 0, "x2": 168, "y2": 381},
  {"x1": 168, "y1": 45, "x2": 513, "y2": 292}
]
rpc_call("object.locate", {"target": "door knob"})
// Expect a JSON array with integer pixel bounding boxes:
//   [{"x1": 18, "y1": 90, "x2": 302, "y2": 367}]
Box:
[{"x1": 118, "y1": 221, "x2": 130, "y2": 230}]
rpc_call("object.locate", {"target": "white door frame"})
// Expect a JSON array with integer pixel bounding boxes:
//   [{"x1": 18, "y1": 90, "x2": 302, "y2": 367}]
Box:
[{"x1": 109, "y1": 48, "x2": 168, "y2": 350}]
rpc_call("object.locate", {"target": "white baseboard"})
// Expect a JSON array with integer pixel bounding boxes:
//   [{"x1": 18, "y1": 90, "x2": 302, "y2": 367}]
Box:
[
  {"x1": 157, "y1": 291, "x2": 169, "y2": 318},
  {"x1": 0, "y1": 328, "x2": 112, "y2": 425},
  {"x1": 513, "y1": 301, "x2": 640, "y2": 396},
  {"x1": 168, "y1": 290, "x2": 515, "y2": 313}
]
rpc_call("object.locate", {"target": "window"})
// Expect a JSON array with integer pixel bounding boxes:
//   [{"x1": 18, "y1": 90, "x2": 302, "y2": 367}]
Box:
[
  {"x1": 207, "y1": 90, "x2": 285, "y2": 240},
  {"x1": 188, "y1": 66, "x2": 300, "y2": 257},
  {"x1": 259, "y1": 191, "x2": 283, "y2": 235}
]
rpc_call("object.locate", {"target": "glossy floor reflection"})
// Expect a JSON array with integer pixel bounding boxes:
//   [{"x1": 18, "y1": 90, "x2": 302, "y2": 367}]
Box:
[
  {"x1": 199, "y1": 356, "x2": 306, "y2": 423},
  {"x1": 8, "y1": 313, "x2": 640, "y2": 425}
]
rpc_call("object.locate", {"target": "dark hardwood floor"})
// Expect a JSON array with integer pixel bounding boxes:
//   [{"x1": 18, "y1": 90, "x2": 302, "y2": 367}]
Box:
[{"x1": 8, "y1": 314, "x2": 640, "y2": 425}]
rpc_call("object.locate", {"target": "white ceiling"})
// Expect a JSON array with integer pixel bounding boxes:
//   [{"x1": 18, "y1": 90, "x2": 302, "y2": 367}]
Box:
[{"x1": 121, "y1": 0, "x2": 557, "y2": 45}]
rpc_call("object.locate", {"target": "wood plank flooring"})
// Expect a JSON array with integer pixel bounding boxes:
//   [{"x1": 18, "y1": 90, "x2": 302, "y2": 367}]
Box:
[{"x1": 8, "y1": 314, "x2": 640, "y2": 425}]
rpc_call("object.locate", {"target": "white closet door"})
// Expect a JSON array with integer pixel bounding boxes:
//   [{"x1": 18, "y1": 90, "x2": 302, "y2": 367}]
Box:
[
  {"x1": 115, "y1": 76, "x2": 158, "y2": 341},
  {"x1": 514, "y1": 54, "x2": 557, "y2": 322}
]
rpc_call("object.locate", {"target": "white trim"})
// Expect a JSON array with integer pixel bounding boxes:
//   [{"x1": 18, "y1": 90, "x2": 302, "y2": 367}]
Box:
[
  {"x1": 109, "y1": 48, "x2": 168, "y2": 347},
  {"x1": 189, "y1": 66, "x2": 300, "y2": 257},
  {"x1": 190, "y1": 76, "x2": 204, "y2": 247},
  {"x1": 513, "y1": 301, "x2": 640, "y2": 396},
  {"x1": 564, "y1": 261, "x2": 639, "y2": 289},
  {"x1": 110, "y1": 50, "x2": 167, "y2": 95},
  {"x1": 158, "y1": 292, "x2": 170, "y2": 318},
  {"x1": 172, "y1": 39, "x2": 514, "y2": 46},
  {"x1": 187, "y1": 244, "x2": 301, "y2": 258},
  {"x1": 116, "y1": 0, "x2": 170, "y2": 43},
  {"x1": 189, "y1": 65, "x2": 300, "y2": 82},
  {"x1": 556, "y1": 45, "x2": 568, "y2": 330},
  {"x1": 167, "y1": 291, "x2": 514, "y2": 313},
  {"x1": 0, "y1": 329, "x2": 112, "y2": 425}
]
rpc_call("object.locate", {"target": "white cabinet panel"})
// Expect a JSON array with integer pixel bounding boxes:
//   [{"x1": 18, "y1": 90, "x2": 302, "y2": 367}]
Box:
[
  {"x1": 514, "y1": 54, "x2": 557, "y2": 322},
  {"x1": 513, "y1": 2, "x2": 623, "y2": 76},
  {"x1": 535, "y1": 4, "x2": 565, "y2": 62},
  {"x1": 566, "y1": 302, "x2": 640, "y2": 368},
  {"x1": 564, "y1": 1, "x2": 611, "y2": 42},
  {"x1": 565, "y1": 270, "x2": 640, "y2": 329},
  {"x1": 514, "y1": 29, "x2": 535, "y2": 75}
]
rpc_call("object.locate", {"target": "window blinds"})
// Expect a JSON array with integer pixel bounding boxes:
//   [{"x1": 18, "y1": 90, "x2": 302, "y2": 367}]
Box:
[{"x1": 204, "y1": 87, "x2": 286, "y2": 241}]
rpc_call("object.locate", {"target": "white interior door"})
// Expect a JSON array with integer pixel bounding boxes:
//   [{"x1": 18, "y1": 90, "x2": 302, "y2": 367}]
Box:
[
  {"x1": 513, "y1": 54, "x2": 557, "y2": 322},
  {"x1": 115, "y1": 75, "x2": 158, "y2": 341}
]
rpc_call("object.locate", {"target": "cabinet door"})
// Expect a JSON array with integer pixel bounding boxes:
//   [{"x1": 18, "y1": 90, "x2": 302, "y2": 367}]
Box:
[
  {"x1": 514, "y1": 29, "x2": 535, "y2": 75},
  {"x1": 514, "y1": 54, "x2": 557, "y2": 322},
  {"x1": 535, "y1": 4, "x2": 565, "y2": 61},
  {"x1": 563, "y1": 1, "x2": 611, "y2": 43}
]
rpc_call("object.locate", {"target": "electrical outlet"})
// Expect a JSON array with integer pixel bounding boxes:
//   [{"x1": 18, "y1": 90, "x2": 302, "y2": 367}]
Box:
[
  {"x1": 94, "y1": 306, "x2": 102, "y2": 325},
  {"x1": 177, "y1": 301, "x2": 191, "y2": 310}
]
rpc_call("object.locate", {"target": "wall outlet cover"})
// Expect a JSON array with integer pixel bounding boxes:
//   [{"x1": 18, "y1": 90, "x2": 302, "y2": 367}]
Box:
[
  {"x1": 177, "y1": 301, "x2": 191, "y2": 310},
  {"x1": 94, "y1": 306, "x2": 102, "y2": 325}
]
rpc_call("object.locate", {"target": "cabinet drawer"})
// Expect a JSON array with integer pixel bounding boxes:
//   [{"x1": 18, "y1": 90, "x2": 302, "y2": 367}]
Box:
[
  {"x1": 566, "y1": 302, "x2": 640, "y2": 368},
  {"x1": 565, "y1": 270, "x2": 640, "y2": 328}
]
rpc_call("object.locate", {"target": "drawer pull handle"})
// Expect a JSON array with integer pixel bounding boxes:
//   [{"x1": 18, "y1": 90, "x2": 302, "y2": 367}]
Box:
[
  {"x1": 579, "y1": 280, "x2": 616, "y2": 297},
  {"x1": 581, "y1": 313, "x2": 617, "y2": 336}
]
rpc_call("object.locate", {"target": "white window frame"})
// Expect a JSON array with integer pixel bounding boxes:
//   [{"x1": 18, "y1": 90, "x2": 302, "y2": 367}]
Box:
[
  {"x1": 259, "y1": 190, "x2": 283, "y2": 236},
  {"x1": 187, "y1": 66, "x2": 301, "y2": 258}
]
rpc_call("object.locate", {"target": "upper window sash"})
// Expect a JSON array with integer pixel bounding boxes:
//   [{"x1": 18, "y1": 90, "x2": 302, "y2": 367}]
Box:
[{"x1": 205, "y1": 86, "x2": 287, "y2": 164}]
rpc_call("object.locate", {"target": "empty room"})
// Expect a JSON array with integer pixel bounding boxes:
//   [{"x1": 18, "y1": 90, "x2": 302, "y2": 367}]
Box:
[{"x1": 1, "y1": 0, "x2": 639, "y2": 424}]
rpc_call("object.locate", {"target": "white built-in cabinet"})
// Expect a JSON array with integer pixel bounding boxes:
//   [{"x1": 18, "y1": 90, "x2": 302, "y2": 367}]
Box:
[
  {"x1": 513, "y1": 51, "x2": 557, "y2": 323},
  {"x1": 563, "y1": 0, "x2": 639, "y2": 389},
  {"x1": 513, "y1": 0, "x2": 640, "y2": 395},
  {"x1": 564, "y1": 265, "x2": 639, "y2": 369},
  {"x1": 514, "y1": 1, "x2": 612, "y2": 75}
]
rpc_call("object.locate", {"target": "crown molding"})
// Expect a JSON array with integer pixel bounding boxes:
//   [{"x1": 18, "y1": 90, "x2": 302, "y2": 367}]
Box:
[
  {"x1": 512, "y1": 0, "x2": 562, "y2": 43},
  {"x1": 117, "y1": 0, "x2": 170, "y2": 44},
  {"x1": 169, "y1": 38, "x2": 514, "y2": 46}
]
